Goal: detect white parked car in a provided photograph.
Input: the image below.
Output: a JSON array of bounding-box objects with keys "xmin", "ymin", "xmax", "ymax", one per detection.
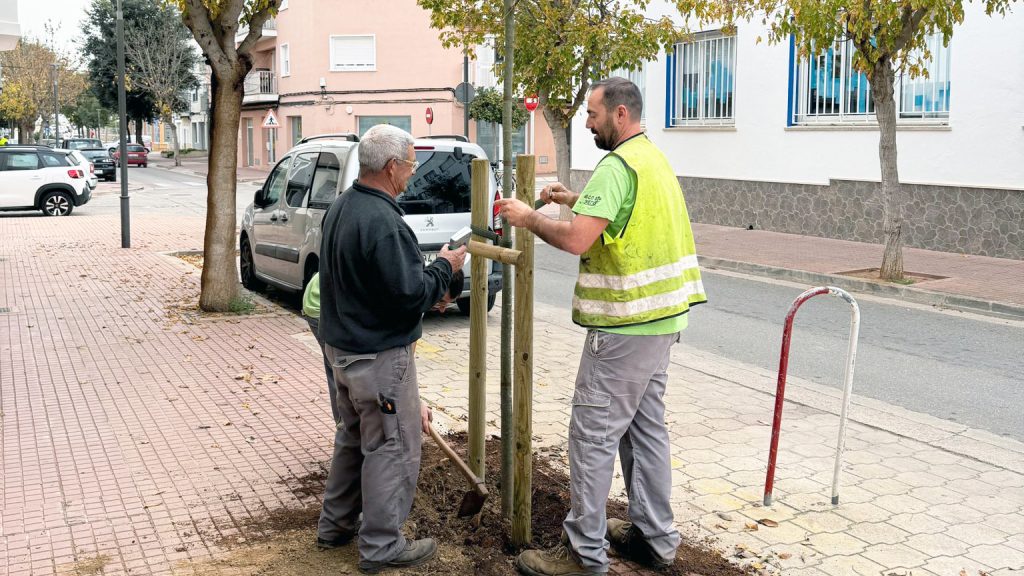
[
  {"xmin": 0, "ymin": 146, "xmax": 92, "ymax": 216},
  {"xmin": 239, "ymin": 134, "xmax": 504, "ymax": 313},
  {"xmin": 66, "ymin": 149, "xmax": 99, "ymax": 190}
]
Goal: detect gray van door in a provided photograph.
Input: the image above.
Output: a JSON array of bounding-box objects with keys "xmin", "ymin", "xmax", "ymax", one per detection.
[
  {"xmin": 275, "ymin": 150, "xmax": 318, "ymax": 287},
  {"xmin": 251, "ymin": 156, "xmax": 291, "ymax": 280}
]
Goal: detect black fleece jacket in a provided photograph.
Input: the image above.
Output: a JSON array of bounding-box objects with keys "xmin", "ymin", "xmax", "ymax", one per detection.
[{"xmin": 319, "ymin": 181, "xmax": 453, "ymax": 353}]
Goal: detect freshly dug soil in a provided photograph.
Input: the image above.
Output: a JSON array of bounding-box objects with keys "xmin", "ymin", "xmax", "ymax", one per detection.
[
  {"xmin": 178, "ymin": 433, "xmax": 752, "ymax": 576},
  {"xmin": 410, "ymin": 433, "xmax": 753, "ymax": 576}
]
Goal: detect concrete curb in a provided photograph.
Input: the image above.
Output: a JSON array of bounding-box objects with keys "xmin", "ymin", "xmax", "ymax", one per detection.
[{"xmin": 699, "ymin": 255, "xmax": 1024, "ymax": 321}]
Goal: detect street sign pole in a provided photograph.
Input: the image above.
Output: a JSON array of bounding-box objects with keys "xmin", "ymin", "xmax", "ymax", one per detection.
[{"xmin": 116, "ymin": 0, "xmax": 130, "ymax": 248}]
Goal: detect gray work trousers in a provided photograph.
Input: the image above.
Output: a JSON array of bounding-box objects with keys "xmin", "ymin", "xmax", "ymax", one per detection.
[
  {"xmin": 563, "ymin": 330, "xmax": 682, "ymax": 572},
  {"xmin": 305, "ymin": 316, "xmax": 342, "ymax": 427},
  {"xmin": 318, "ymin": 343, "xmax": 422, "ymax": 564}
]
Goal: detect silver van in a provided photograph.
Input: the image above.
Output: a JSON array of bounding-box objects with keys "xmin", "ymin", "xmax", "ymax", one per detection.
[{"xmin": 239, "ymin": 134, "xmax": 503, "ymax": 313}]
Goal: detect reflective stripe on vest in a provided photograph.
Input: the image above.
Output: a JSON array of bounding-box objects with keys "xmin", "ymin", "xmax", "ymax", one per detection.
[
  {"xmin": 573, "ymin": 277, "xmax": 707, "ymax": 318},
  {"xmin": 577, "ymin": 254, "xmax": 700, "ymax": 291}
]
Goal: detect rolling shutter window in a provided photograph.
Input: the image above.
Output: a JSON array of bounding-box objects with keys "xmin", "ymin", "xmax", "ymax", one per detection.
[{"xmin": 330, "ymin": 35, "xmax": 375, "ymax": 72}]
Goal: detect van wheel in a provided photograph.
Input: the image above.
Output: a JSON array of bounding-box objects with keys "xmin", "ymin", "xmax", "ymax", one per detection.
[
  {"xmin": 40, "ymin": 191, "xmax": 74, "ymax": 216},
  {"xmin": 240, "ymin": 236, "xmax": 264, "ymax": 290},
  {"xmin": 456, "ymin": 293, "xmax": 497, "ymax": 315}
]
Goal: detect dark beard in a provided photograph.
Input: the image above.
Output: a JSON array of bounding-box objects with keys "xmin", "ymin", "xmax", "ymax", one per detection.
[{"xmin": 593, "ymin": 123, "xmax": 618, "ymax": 151}]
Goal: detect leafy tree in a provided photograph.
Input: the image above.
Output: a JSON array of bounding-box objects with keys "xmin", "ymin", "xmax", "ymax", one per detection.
[
  {"xmin": 64, "ymin": 89, "xmax": 114, "ymax": 138},
  {"xmin": 82, "ymin": 0, "xmax": 161, "ymax": 143},
  {"xmin": 419, "ymin": 0, "xmax": 678, "ymax": 194},
  {"xmin": 675, "ymin": 0, "xmax": 1018, "ymax": 281},
  {"xmin": 468, "ymin": 86, "xmax": 529, "ymax": 129},
  {"xmin": 0, "ymin": 40, "xmax": 85, "ymax": 143},
  {"xmin": 124, "ymin": 4, "xmax": 200, "ymax": 166},
  {"xmin": 174, "ymin": 0, "xmax": 280, "ymax": 312}
]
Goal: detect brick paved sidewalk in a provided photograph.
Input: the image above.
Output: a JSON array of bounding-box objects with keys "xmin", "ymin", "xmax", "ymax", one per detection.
[{"xmin": 3, "ymin": 204, "xmax": 1021, "ymax": 575}]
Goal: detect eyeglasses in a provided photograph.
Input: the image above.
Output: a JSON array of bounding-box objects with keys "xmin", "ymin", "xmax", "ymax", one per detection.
[{"xmin": 394, "ymin": 158, "xmax": 419, "ymax": 172}]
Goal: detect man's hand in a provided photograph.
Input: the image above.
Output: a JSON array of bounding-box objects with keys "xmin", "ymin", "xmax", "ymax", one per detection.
[
  {"xmin": 437, "ymin": 243, "xmax": 467, "ymax": 273},
  {"xmin": 420, "ymin": 401, "xmax": 433, "ymax": 435},
  {"xmin": 494, "ymin": 198, "xmax": 535, "ymax": 228},
  {"xmin": 540, "ymin": 182, "xmax": 577, "ymax": 207}
]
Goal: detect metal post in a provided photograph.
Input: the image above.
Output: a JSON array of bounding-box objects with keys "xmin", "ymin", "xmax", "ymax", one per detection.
[
  {"xmin": 463, "ymin": 54, "xmax": 470, "ymax": 138},
  {"xmin": 763, "ymin": 286, "xmax": 860, "ymax": 507},
  {"xmin": 831, "ymin": 291, "xmax": 861, "ymax": 504},
  {"xmin": 116, "ymin": 0, "xmax": 131, "ymax": 248},
  {"xmin": 51, "ymin": 65, "xmax": 59, "ymax": 145}
]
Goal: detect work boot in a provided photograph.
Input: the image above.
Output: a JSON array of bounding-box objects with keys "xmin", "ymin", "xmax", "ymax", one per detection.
[
  {"xmin": 515, "ymin": 543, "xmax": 597, "ymax": 576},
  {"xmin": 315, "ymin": 529, "xmax": 355, "ymax": 550},
  {"xmin": 606, "ymin": 518, "xmax": 672, "ymax": 568},
  {"xmin": 358, "ymin": 537, "xmax": 437, "ymax": 574}
]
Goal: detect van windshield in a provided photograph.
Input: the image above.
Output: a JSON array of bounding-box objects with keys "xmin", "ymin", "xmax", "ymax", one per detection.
[{"xmin": 398, "ymin": 150, "xmax": 475, "ymax": 215}]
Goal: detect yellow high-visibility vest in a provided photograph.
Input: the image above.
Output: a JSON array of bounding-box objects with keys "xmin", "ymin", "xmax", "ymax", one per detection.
[{"xmin": 572, "ymin": 135, "xmax": 707, "ymax": 328}]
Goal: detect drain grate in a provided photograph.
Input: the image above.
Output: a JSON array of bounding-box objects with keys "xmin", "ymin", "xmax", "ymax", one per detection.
[{"xmin": 0, "ymin": 308, "xmax": 10, "ymax": 313}]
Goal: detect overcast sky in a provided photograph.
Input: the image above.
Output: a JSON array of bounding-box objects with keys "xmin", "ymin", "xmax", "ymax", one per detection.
[{"xmin": 18, "ymin": 0, "xmax": 90, "ymax": 56}]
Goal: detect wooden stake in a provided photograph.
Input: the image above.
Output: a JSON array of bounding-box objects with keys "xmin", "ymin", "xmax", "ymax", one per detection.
[
  {"xmin": 466, "ymin": 240, "xmax": 522, "ymax": 266},
  {"xmin": 468, "ymin": 158, "xmax": 489, "ymax": 479},
  {"xmin": 511, "ymin": 155, "xmax": 535, "ymax": 546}
]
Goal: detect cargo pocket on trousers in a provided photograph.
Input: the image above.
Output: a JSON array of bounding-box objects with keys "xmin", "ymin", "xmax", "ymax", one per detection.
[
  {"xmin": 569, "ymin": 388, "xmax": 611, "ymax": 444},
  {"xmin": 360, "ymin": 394, "xmax": 403, "ymax": 454}
]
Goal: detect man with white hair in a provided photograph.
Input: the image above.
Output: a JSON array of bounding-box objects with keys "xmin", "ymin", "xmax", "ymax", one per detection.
[{"xmin": 316, "ymin": 124, "xmax": 467, "ymax": 573}]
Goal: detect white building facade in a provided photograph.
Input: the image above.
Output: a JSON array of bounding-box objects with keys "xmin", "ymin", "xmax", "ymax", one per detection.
[{"xmin": 570, "ymin": 3, "xmax": 1024, "ymax": 259}]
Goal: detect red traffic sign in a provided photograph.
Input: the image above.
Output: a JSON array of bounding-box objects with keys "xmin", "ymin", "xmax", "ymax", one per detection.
[
  {"xmin": 524, "ymin": 94, "xmax": 539, "ymax": 112},
  {"xmin": 425, "ymin": 107, "xmax": 434, "ymax": 125}
]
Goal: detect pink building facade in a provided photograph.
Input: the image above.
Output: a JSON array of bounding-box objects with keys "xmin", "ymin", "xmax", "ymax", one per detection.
[{"xmin": 237, "ymin": 0, "xmax": 558, "ymax": 174}]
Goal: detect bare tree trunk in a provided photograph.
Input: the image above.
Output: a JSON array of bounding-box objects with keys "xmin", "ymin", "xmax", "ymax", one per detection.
[
  {"xmin": 19, "ymin": 120, "xmax": 35, "ymax": 144},
  {"xmin": 134, "ymin": 118, "xmax": 144, "ymax": 146},
  {"xmin": 167, "ymin": 113, "xmax": 182, "ymax": 167},
  {"xmin": 543, "ymin": 107, "xmax": 574, "ymax": 221},
  {"xmin": 198, "ymin": 72, "xmax": 243, "ymax": 311},
  {"xmin": 871, "ymin": 59, "xmax": 904, "ymax": 281}
]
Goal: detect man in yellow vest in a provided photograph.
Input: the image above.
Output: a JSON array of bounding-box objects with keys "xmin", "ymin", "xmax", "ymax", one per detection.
[{"xmin": 497, "ymin": 77, "xmax": 707, "ymax": 576}]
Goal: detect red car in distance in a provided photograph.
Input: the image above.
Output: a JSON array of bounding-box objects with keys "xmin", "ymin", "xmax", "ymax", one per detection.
[{"xmin": 112, "ymin": 143, "xmax": 149, "ymax": 168}]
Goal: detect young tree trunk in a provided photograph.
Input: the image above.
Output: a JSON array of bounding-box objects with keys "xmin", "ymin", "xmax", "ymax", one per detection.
[
  {"xmin": 198, "ymin": 72, "xmax": 244, "ymax": 312},
  {"xmin": 543, "ymin": 106, "xmax": 574, "ymax": 221},
  {"xmin": 134, "ymin": 117, "xmax": 143, "ymax": 145},
  {"xmin": 871, "ymin": 59, "xmax": 904, "ymax": 281},
  {"xmin": 167, "ymin": 113, "xmax": 182, "ymax": 167}
]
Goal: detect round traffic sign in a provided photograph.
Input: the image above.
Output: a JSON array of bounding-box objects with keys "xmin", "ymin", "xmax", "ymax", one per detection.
[{"xmin": 426, "ymin": 107, "xmax": 434, "ymax": 125}]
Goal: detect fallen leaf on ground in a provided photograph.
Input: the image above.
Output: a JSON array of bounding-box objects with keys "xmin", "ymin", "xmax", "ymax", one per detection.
[
  {"xmin": 758, "ymin": 518, "xmax": 779, "ymax": 527},
  {"xmin": 778, "ymin": 552, "xmax": 792, "ymax": 559},
  {"xmin": 744, "ymin": 522, "xmax": 759, "ymax": 531}
]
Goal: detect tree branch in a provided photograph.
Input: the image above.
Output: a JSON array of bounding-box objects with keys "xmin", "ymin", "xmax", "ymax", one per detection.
[
  {"xmin": 182, "ymin": 0, "xmax": 231, "ymax": 74},
  {"xmin": 237, "ymin": 3, "xmax": 278, "ymax": 58},
  {"xmin": 894, "ymin": 6, "xmax": 930, "ymax": 52}
]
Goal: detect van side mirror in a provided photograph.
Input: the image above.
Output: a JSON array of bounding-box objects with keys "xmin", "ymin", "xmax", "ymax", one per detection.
[{"xmin": 253, "ymin": 187, "xmax": 265, "ymax": 207}]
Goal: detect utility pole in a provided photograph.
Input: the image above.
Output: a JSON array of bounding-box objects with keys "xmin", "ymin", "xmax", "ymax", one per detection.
[
  {"xmin": 51, "ymin": 64, "xmax": 59, "ymax": 145},
  {"xmin": 116, "ymin": 0, "xmax": 131, "ymax": 247}
]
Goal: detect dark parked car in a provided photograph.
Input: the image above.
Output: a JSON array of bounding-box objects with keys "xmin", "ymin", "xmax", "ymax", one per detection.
[
  {"xmin": 112, "ymin": 143, "xmax": 148, "ymax": 168},
  {"xmin": 61, "ymin": 138, "xmax": 103, "ymax": 151},
  {"xmin": 79, "ymin": 148, "xmax": 116, "ymax": 182}
]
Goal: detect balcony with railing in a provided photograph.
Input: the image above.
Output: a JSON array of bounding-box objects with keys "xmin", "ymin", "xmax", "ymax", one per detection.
[
  {"xmin": 243, "ymin": 70, "xmax": 278, "ymax": 105},
  {"xmin": 235, "ymin": 17, "xmax": 277, "ymax": 45}
]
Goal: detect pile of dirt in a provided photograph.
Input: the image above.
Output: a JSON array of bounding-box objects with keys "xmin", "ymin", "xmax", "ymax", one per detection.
[
  {"xmin": 408, "ymin": 432, "xmax": 752, "ymax": 576},
  {"xmin": 181, "ymin": 433, "xmax": 753, "ymax": 576}
]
